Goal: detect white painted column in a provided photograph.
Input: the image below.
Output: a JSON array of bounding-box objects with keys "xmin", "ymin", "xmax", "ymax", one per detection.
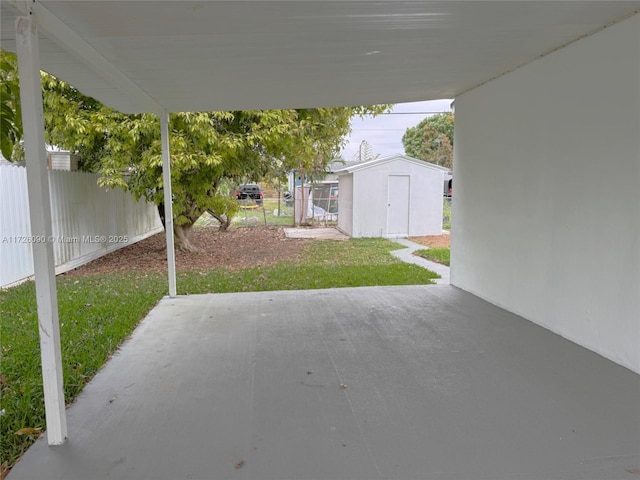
[
  {"xmin": 160, "ymin": 111, "xmax": 177, "ymax": 297},
  {"xmin": 15, "ymin": 15, "xmax": 67, "ymax": 445}
]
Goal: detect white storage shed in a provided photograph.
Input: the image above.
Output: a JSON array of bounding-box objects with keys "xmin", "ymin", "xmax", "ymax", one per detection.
[{"xmin": 337, "ymin": 155, "xmax": 445, "ymax": 238}]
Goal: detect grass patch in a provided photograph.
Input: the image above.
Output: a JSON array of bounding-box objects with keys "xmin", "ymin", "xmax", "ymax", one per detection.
[
  {"xmin": 178, "ymin": 239, "xmax": 439, "ymax": 294},
  {"xmin": 414, "ymin": 247, "xmax": 450, "ymax": 266},
  {"xmin": 194, "ymin": 200, "xmax": 295, "ymax": 228},
  {"xmin": 232, "ymin": 199, "xmax": 295, "ymax": 227},
  {"xmin": 443, "ymin": 198, "xmax": 452, "ymax": 231},
  {"xmin": 0, "ymin": 273, "xmax": 167, "ymax": 470},
  {"xmin": 0, "ymin": 237, "xmax": 438, "ymax": 470}
]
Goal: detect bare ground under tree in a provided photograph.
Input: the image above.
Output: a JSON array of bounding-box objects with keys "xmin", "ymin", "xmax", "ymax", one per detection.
[
  {"xmin": 63, "ymin": 226, "xmax": 309, "ymax": 277},
  {"xmin": 62, "ymin": 227, "xmax": 451, "ymax": 278}
]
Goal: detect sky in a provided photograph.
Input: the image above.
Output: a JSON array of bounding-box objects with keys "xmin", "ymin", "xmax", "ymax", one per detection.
[{"xmin": 340, "ymin": 99, "xmax": 453, "ymax": 162}]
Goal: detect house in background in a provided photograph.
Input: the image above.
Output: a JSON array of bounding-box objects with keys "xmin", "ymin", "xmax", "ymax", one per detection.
[
  {"xmin": 337, "ymin": 155, "xmax": 445, "ymax": 238},
  {"xmin": 1, "ymin": 149, "xmax": 78, "ymax": 170},
  {"xmin": 46, "ymin": 150, "xmax": 78, "ymax": 171}
]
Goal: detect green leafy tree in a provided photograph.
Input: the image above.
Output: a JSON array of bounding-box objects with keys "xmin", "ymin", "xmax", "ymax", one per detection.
[
  {"xmin": 0, "ymin": 51, "xmax": 22, "ymax": 160},
  {"xmin": 402, "ymin": 112, "xmax": 454, "ymax": 169},
  {"xmin": 2, "ymin": 50, "xmax": 389, "ymax": 249}
]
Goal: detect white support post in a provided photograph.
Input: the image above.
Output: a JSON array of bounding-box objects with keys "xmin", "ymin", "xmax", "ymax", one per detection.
[
  {"xmin": 160, "ymin": 111, "xmax": 177, "ymax": 297},
  {"xmin": 15, "ymin": 15, "xmax": 67, "ymax": 445}
]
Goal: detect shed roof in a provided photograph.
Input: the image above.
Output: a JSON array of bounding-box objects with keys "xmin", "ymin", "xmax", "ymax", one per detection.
[
  {"xmin": 1, "ymin": 1, "xmax": 638, "ymax": 114},
  {"xmin": 335, "ymin": 154, "xmax": 449, "ymax": 174}
]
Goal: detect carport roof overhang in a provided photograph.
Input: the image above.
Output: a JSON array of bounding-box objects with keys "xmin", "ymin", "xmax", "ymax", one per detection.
[{"xmin": 2, "ymin": 0, "xmax": 638, "ymax": 114}]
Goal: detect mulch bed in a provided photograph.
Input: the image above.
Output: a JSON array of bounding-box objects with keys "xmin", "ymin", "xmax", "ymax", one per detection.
[{"xmin": 62, "ymin": 226, "xmax": 308, "ymax": 277}]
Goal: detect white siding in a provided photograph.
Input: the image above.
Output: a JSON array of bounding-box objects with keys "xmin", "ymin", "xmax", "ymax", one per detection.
[
  {"xmin": 47, "ymin": 152, "xmax": 78, "ymax": 171},
  {"xmin": 1, "ymin": 166, "xmax": 34, "ymax": 283},
  {"xmin": 352, "ymin": 166, "xmax": 387, "ymax": 237},
  {"xmin": 343, "ymin": 157, "xmax": 443, "ymax": 238},
  {"xmin": 1, "ymin": 167, "xmax": 163, "ymax": 287},
  {"xmin": 337, "ymin": 173, "xmax": 353, "ymax": 236},
  {"xmin": 452, "ymin": 15, "xmax": 640, "ymax": 373}
]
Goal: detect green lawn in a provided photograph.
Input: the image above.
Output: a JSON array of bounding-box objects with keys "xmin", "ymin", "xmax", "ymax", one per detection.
[
  {"xmin": 443, "ymin": 198, "xmax": 452, "ymax": 230},
  {"xmin": 193, "ymin": 199, "xmax": 295, "ymax": 228},
  {"xmin": 414, "ymin": 247, "xmax": 450, "ymax": 266},
  {"xmin": 0, "ymin": 273, "xmax": 168, "ymax": 472},
  {"xmin": 0, "ymin": 237, "xmax": 438, "ymax": 470},
  {"xmin": 198, "ymin": 199, "xmax": 337, "ymax": 228},
  {"xmin": 232, "ymin": 199, "xmax": 295, "ymax": 227}
]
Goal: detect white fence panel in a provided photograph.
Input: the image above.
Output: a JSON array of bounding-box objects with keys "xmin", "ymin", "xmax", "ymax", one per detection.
[
  {"xmin": 1, "ymin": 166, "xmax": 163, "ymax": 287},
  {"xmin": 1, "ymin": 165, "xmax": 34, "ymax": 285}
]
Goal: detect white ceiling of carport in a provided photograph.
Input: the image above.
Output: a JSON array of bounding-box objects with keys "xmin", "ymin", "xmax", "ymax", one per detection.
[{"xmin": 1, "ymin": 1, "xmax": 638, "ymax": 114}]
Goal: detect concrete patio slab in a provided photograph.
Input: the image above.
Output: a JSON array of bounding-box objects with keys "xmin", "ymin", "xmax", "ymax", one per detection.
[
  {"xmin": 8, "ymin": 286, "xmax": 639, "ymax": 480},
  {"xmin": 283, "ymin": 227, "xmax": 349, "ymax": 240}
]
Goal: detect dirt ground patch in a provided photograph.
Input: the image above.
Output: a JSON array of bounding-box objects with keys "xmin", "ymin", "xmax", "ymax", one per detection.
[
  {"xmin": 408, "ymin": 234, "xmax": 451, "ymax": 248},
  {"xmin": 62, "ymin": 228, "xmax": 450, "ymax": 278},
  {"xmin": 63, "ymin": 226, "xmax": 309, "ymax": 277}
]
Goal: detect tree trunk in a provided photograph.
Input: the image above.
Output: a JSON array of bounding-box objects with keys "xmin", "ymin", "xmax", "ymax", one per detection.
[
  {"xmin": 174, "ymin": 222, "xmax": 201, "ymax": 253},
  {"xmin": 207, "ymin": 209, "xmax": 231, "ymax": 231}
]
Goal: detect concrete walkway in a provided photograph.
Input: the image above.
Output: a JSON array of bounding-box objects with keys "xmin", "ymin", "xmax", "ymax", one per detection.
[
  {"xmin": 8, "ymin": 286, "xmax": 639, "ymax": 480},
  {"xmin": 391, "ymin": 238, "xmax": 450, "ymax": 284}
]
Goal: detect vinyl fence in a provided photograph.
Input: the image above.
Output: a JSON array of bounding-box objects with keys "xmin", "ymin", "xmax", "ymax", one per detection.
[{"xmin": 0, "ymin": 166, "xmax": 163, "ymax": 287}]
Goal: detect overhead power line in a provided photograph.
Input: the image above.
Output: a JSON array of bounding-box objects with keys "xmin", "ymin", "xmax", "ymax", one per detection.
[
  {"xmin": 378, "ymin": 111, "xmax": 452, "ymax": 115},
  {"xmin": 351, "ymin": 128, "xmax": 408, "ymax": 131}
]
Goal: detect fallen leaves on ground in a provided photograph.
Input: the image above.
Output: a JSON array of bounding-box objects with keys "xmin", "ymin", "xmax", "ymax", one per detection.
[
  {"xmin": 63, "ymin": 226, "xmax": 308, "ymax": 277},
  {"xmin": 15, "ymin": 427, "xmax": 42, "ymax": 436}
]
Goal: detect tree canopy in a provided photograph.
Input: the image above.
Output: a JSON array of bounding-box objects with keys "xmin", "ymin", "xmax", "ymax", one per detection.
[
  {"xmin": 401, "ymin": 112, "xmax": 454, "ymax": 169},
  {"xmin": 0, "ymin": 51, "xmax": 22, "ymax": 160},
  {"xmin": 2, "ymin": 50, "xmax": 389, "ymax": 250}
]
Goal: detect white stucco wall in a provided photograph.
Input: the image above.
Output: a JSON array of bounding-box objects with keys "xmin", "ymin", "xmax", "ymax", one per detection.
[
  {"xmin": 451, "ymin": 15, "xmax": 640, "ymax": 373},
  {"xmin": 340, "ymin": 158, "xmax": 443, "ymax": 238},
  {"xmin": 337, "ymin": 173, "xmax": 354, "ymax": 236}
]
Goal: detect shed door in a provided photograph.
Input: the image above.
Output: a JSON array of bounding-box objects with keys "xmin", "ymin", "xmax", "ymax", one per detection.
[{"xmin": 387, "ymin": 175, "xmax": 410, "ymax": 236}]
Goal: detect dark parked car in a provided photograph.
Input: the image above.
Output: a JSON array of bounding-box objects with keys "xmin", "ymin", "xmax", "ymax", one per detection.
[{"xmin": 235, "ymin": 184, "xmax": 263, "ymax": 205}]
